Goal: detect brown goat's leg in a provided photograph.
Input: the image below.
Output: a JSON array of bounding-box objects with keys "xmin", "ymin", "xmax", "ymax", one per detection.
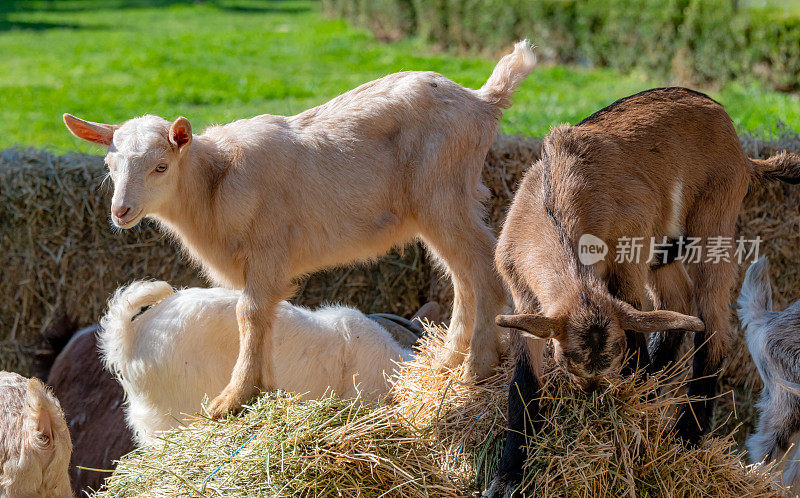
[
  {"xmin": 674, "ymin": 258, "xmax": 736, "ymax": 444},
  {"xmin": 207, "ymin": 279, "xmax": 287, "ymax": 419},
  {"xmin": 649, "ymin": 262, "xmax": 693, "ymax": 372},
  {"xmin": 676, "ymin": 222, "xmax": 738, "ymax": 443},
  {"xmin": 486, "ymin": 280, "xmax": 545, "ymax": 498},
  {"xmin": 422, "ymin": 221, "xmax": 506, "ymax": 379}
]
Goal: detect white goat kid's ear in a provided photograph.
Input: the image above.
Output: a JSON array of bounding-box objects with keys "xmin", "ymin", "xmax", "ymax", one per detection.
[
  {"xmin": 62, "ymin": 113, "xmax": 117, "ymax": 146},
  {"xmin": 169, "ymin": 116, "xmax": 192, "ymax": 151},
  {"xmin": 620, "ymin": 309, "xmax": 705, "ymax": 334},
  {"xmin": 495, "ymin": 313, "xmax": 565, "ymax": 339}
]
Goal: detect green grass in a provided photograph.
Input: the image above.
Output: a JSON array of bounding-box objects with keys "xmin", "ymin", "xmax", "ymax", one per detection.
[
  {"xmin": 744, "ymin": 0, "xmax": 800, "ymax": 18},
  {"xmin": 1, "ymin": 0, "xmax": 799, "ymax": 153}
]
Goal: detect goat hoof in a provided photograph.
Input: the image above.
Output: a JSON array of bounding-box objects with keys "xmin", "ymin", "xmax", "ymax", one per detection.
[
  {"xmin": 435, "ymin": 348, "xmax": 466, "ymax": 372},
  {"xmin": 483, "ymin": 476, "xmax": 522, "ymax": 498},
  {"xmin": 462, "ymin": 351, "xmax": 499, "ymax": 382},
  {"xmin": 207, "ymin": 387, "xmax": 255, "ymax": 420}
]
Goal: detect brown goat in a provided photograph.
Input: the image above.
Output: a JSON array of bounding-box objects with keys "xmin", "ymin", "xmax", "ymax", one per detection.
[
  {"xmin": 63, "ymin": 41, "xmax": 535, "ymax": 418},
  {"xmin": 485, "ymin": 87, "xmax": 800, "ymax": 497}
]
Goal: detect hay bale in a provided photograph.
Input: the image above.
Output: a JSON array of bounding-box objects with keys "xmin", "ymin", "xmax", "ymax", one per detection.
[
  {"xmin": 0, "ymin": 129, "xmax": 797, "ymax": 390},
  {"xmin": 97, "ymin": 328, "xmax": 784, "ymax": 496},
  {"xmin": 0, "ymin": 148, "xmax": 202, "ymax": 374},
  {"xmin": 96, "ymin": 392, "xmax": 461, "ymax": 496}
]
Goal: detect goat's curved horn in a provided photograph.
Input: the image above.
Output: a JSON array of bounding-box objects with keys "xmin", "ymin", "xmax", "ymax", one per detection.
[
  {"xmin": 495, "ymin": 314, "xmax": 565, "ymax": 339},
  {"xmin": 620, "ymin": 309, "xmax": 705, "ymax": 334}
]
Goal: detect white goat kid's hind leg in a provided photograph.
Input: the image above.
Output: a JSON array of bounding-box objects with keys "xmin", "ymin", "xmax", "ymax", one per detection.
[
  {"xmin": 421, "ymin": 218, "xmax": 506, "ymax": 379},
  {"xmin": 207, "ymin": 276, "xmax": 288, "ymax": 418}
]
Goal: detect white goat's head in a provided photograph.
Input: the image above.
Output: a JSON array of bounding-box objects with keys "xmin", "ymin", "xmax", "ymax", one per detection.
[{"xmin": 63, "ymin": 113, "xmax": 192, "ymax": 228}]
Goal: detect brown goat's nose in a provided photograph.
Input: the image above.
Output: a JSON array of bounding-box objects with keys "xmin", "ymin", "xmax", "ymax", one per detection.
[{"xmin": 112, "ymin": 205, "xmax": 131, "ymax": 220}]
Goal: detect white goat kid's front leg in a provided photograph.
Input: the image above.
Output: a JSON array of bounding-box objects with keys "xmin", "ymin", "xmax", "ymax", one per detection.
[
  {"xmin": 423, "ymin": 220, "xmax": 506, "ymax": 379},
  {"xmin": 464, "ymin": 250, "xmax": 508, "ymax": 379},
  {"xmin": 207, "ymin": 283, "xmax": 282, "ymax": 418}
]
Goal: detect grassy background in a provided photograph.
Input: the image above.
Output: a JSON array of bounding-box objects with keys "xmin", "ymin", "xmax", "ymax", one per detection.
[{"xmin": 0, "ymin": 0, "xmax": 799, "ymax": 153}]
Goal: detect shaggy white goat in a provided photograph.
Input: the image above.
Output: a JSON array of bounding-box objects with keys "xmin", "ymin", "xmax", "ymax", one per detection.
[
  {"xmin": 99, "ymin": 281, "xmax": 418, "ymax": 446},
  {"xmin": 0, "ymin": 371, "xmax": 73, "ymax": 497},
  {"xmin": 738, "ymin": 257, "xmax": 800, "ymax": 492}
]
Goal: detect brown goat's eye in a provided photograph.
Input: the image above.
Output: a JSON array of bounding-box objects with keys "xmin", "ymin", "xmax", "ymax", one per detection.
[{"xmin": 154, "ymin": 163, "xmax": 168, "ymax": 173}]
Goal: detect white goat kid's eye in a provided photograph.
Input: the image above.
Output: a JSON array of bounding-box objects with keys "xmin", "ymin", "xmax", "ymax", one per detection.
[{"xmin": 154, "ymin": 163, "xmax": 168, "ymax": 173}]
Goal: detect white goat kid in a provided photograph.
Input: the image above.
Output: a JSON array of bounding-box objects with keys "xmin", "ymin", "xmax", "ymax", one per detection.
[
  {"xmin": 99, "ymin": 281, "xmax": 416, "ymax": 446},
  {"xmin": 0, "ymin": 372, "xmax": 72, "ymax": 498},
  {"xmin": 738, "ymin": 257, "xmax": 800, "ymax": 492},
  {"xmin": 64, "ymin": 41, "xmax": 535, "ymax": 418}
]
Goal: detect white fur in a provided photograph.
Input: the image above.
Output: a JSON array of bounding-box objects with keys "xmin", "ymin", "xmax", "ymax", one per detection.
[
  {"xmin": 99, "ymin": 281, "xmax": 413, "ymax": 446},
  {"xmin": 666, "ymin": 179, "xmax": 684, "ymax": 238}
]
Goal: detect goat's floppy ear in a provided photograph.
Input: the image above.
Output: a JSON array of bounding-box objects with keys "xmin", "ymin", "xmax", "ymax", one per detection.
[
  {"xmin": 63, "ymin": 113, "xmax": 117, "ymax": 146},
  {"xmin": 619, "ymin": 308, "xmax": 705, "ymax": 334},
  {"xmin": 496, "ymin": 314, "xmax": 566, "ymax": 339},
  {"xmin": 169, "ymin": 116, "xmax": 192, "ymax": 151}
]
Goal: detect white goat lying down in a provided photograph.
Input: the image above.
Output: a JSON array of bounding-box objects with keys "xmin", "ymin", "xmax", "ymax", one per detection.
[
  {"xmin": 99, "ymin": 281, "xmax": 421, "ymax": 446},
  {"xmin": 738, "ymin": 257, "xmax": 800, "ymax": 492},
  {"xmin": 0, "ymin": 371, "xmax": 73, "ymax": 498}
]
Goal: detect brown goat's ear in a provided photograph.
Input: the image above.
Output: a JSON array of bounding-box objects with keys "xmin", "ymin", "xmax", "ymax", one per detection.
[
  {"xmin": 63, "ymin": 113, "xmax": 117, "ymax": 146},
  {"xmin": 620, "ymin": 309, "xmax": 705, "ymax": 334},
  {"xmin": 495, "ymin": 314, "xmax": 566, "ymax": 339},
  {"xmin": 169, "ymin": 116, "xmax": 192, "ymax": 151}
]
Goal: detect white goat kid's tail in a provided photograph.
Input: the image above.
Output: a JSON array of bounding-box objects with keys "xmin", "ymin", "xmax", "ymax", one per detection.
[
  {"xmin": 737, "ymin": 257, "xmax": 773, "ymax": 330},
  {"xmin": 98, "ymin": 280, "xmax": 175, "ymax": 374},
  {"xmin": 479, "ymin": 39, "xmax": 536, "ymax": 109}
]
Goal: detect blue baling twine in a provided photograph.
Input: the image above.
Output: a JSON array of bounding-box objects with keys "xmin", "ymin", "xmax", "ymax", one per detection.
[
  {"xmin": 201, "ymin": 432, "xmax": 259, "ymax": 487},
  {"xmin": 114, "ymin": 475, "xmax": 140, "ymax": 498},
  {"xmin": 113, "ymin": 432, "xmax": 258, "ymax": 497},
  {"xmin": 454, "ymin": 402, "xmax": 491, "ymax": 467}
]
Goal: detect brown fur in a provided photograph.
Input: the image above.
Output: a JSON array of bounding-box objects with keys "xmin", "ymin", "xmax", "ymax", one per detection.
[
  {"xmin": 496, "ymin": 88, "xmax": 798, "ymax": 382},
  {"xmin": 64, "ymin": 42, "xmax": 536, "ymax": 418},
  {"xmin": 485, "ymin": 87, "xmax": 800, "ymax": 496},
  {"xmin": 496, "ymin": 86, "xmax": 800, "ymax": 412}
]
